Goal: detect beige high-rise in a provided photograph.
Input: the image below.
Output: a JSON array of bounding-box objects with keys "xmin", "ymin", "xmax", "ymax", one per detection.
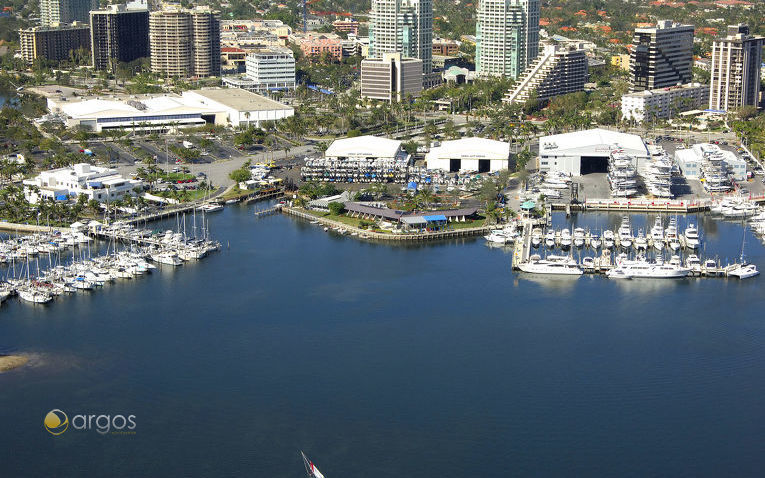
[{"xmin": 149, "ymin": 6, "xmax": 220, "ymax": 78}]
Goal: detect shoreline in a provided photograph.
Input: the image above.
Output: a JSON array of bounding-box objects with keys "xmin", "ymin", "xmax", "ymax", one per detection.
[{"xmin": 0, "ymin": 355, "xmax": 29, "ymax": 373}]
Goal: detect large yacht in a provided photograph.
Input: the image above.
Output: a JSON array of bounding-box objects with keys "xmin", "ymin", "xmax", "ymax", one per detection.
[
  {"xmin": 650, "ymin": 217, "xmax": 664, "ymax": 251},
  {"xmin": 607, "ymin": 257, "xmax": 690, "ymax": 279},
  {"xmin": 518, "ymin": 255, "xmax": 583, "ymax": 275},
  {"xmin": 683, "ymin": 223, "xmax": 700, "ymax": 249}
]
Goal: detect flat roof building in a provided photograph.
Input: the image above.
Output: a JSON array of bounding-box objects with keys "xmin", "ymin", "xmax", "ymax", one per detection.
[
  {"xmin": 183, "ymin": 88, "xmax": 294, "ymax": 128},
  {"xmin": 426, "ymin": 137, "xmax": 510, "ymax": 172},
  {"xmin": 45, "ymin": 88, "xmax": 293, "ymax": 132},
  {"xmin": 226, "ymin": 48, "xmax": 296, "ymax": 94},
  {"xmin": 361, "ymin": 52, "xmax": 423, "ymax": 102},
  {"xmin": 539, "ymin": 128, "xmax": 649, "ymax": 175},
  {"xmin": 23, "ymin": 163, "xmax": 142, "ymax": 203},
  {"xmin": 621, "ymin": 83, "xmax": 710, "ymax": 123}
]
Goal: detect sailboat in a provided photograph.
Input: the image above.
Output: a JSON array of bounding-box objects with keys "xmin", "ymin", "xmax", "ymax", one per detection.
[
  {"xmin": 728, "ymin": 227, "xmax": 759, "ymax": 279},
  {"xmin": 301, "ymin": 451, "xmax": 325, "ymax": 478}
]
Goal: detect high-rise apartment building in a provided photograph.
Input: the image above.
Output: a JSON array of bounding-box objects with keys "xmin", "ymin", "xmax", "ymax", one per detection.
[
  {"xmin": 19, "ymin": 23, "xmax": 90, "ymax": 64},
  {"xmin": 709, "ymin": 24, "xmax": 764, "ymax": 111},
  {"xmin": 90, "ymin": 3, "xmax": 150, "ymax": 71},
  {"xmin": 40, "ymin": 0, "xmax": 98, "ymax": 26},
  {"xmin": 629, "ymin": 20, "xmax": 694, "ymax": 92},
  {"xmin": 369, "ymin": 0, "xmax": 432, "ymax": 75},
  {"xmin": 475, "ymin": 0, "xmax": 540, "ymax": 79},
  {"xmin": 503, "ymin": 44, "xmax": 588, "ymax": 105},
  {"xmin": 149, "ymin": 6, "xmax": 221, "ymax": 78}
]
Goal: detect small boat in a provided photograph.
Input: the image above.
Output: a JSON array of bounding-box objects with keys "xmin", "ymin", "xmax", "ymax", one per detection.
[
  {"xmin": 559, "ymin": 229, "xmax": 572, "ymax": 249},
  {"xmin": 590, "ymin": 234, "xmax": 602, "ymax": 249},
  {"xmin": 573, "ymin": 227, "xmax": 586, "ymax": 248},
  {"xmin": 683, "ymin": 223, "xmax": 700, "ymax": 249},
  {"xmin": 545, "ymin": 230, "xmax": 555, "ymax": 248}
]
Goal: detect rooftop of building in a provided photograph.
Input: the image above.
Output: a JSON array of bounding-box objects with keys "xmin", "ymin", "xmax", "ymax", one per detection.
[
  {"xmin": 426, "ymin": 137, "xmax": 510, "ymax": 160},
  {"xmin": 187, "ymin": 88, "xmax": 293, "ymax": 112},
  {"xmin": 540, "ymin": 128, "xmax": 648, "ymax": 155},
  {"xmin": 325, "ymin": 136, "xmax": 402, "ymax": 159},
  {"xmin": 622, "ymin": 82, "xmax": 708, "ymax": 97}
]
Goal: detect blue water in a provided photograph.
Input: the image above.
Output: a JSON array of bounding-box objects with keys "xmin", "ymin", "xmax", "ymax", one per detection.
[{"xmin": 2, "ymin": 207, "xmax": 765, "ymax": 477}]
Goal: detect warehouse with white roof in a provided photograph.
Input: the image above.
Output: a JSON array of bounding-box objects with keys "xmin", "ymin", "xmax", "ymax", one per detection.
[
  {"xmin": 425, "ymin": 137, "xmax": 510, "ymax": 173},
  {"xmin": 301, "ymin": 135, "xmax": 411, "ymax": 183},
  {"xmin": 539, "ymin": 128, "xmax": 649, "ymax": 175},
  {"xmin": 46, "ymin": 88, "xmax": 293, "ymax": 132},
  {"xmin": 324, "ymin": 135, "xmax": 407, "ymax": 162}
]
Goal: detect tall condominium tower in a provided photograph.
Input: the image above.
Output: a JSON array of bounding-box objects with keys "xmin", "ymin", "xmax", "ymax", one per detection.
[
  {"xmin": 629, "ymin": 20, "xmax": 694, "ymax": 92},
  {"xmin": 149, "ymin": 6, "xmax": 221, "ymax": 78},
  {"xmin": 90, "ymin": 3, "xmax": 150, "ymax": 71},
  {"xmin": 709, "ymin": 24, "xmax": 764, "ymax": 111},
  {"xmin": 475, "ymin": 0, "xmax": 540, "ymax": 79},
  {"xmin": 40, "ymin": 0, "xmax": 98, "ymax": 26},
  {"xmin": 369, "ymin": 0, "xmax": 432, "ymax": 75}
]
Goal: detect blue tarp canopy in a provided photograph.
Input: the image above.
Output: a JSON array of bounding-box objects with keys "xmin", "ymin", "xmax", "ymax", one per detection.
[
  {"xmin": 520, "ymin": 200, "xmax": 536, "ymax": 210},
  {"xmin": 407, "ymin": 181, "xmax": 418, "ymax": 190},
  {"xmin": 423, "ymin": 215, "xmax": 447, "ymax": 222},
  {"xmin": 307, "ymin": 84, "xmax": 334, "ymax": 95},
  {"xmin": 87, "ymin": 181, "xmax": 102, "ymax": 188},
  {"xmin": 55, "ymin": 195, "xmax": 68, "ymax": 201}
]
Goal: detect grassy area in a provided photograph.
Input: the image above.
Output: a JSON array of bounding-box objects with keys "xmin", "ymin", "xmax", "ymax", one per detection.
[
  {"xmin": 155, "ymin": 188, "xmax": 215, "ymax": 202},
  {"xmin": 220, "ymin": 187, "xmax": 256, "ymax": 201}
]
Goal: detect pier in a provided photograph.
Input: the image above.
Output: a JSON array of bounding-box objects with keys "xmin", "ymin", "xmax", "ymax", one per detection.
[{"xmin": 551, "ymin": 199, "xmax": 709, "ymax": 213}]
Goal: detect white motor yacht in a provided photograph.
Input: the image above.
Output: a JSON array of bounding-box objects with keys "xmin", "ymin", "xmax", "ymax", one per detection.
[
  {"xmin": 559, "ymin": 229, "xmax": 572, "ymax": 249},
  {"xmin": 518, "ymin": 254, "xmax": 583, "ymax": 275},
  {"xmin": 683, "ymin": 223, "xmax": 700, "ymax": 249},
  {"xmin": 545, "ymin": 230, "xmax": 555, "ymax": 248},
  {"xmin": 603, "ymin": 230, "xmax": 615, "ymax": 249},
  {"xmin": 573, "ymin": 228, "xmax": 586, "ymax": 248},
  {"xmin": 607, "ymin": 258, "xmax": 690, "ymax": 279}
]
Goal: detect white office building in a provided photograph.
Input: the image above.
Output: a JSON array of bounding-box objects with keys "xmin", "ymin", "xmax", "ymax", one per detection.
[
  {"xmin": 539, "ymin": 128, "xmax": 649, "ymax": 175},
  {"xmin": 425, "ymin": 137, "xmax": 510, "ymax": 172},
  {"xmin": 476, "ymin": 0, "xmax": 540, "ymax": 78},
  {"xmin": 226, "ymin": 49, "xmax": 296, "ymax": 94},
  {"xmin": 23, "ymin": 163, "xmax": 143, "ymax": 203},
  {"xmin": 621, "ymin": 83, "xmax": 710, "ymax": 123}
]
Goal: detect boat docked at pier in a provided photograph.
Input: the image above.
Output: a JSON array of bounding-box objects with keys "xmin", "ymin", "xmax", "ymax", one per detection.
[
  {"xmin": 607, "ymin": 256, "xmax": 690, "ymax": 279},
  {"xmin": 518, "ymin": 254, "xmax": 583, "ymax": 276}
]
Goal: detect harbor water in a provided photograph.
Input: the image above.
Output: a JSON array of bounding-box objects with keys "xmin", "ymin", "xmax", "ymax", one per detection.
[{"xmin": 2, "ymin": 205, "xmax": 765, "ymax": 477}]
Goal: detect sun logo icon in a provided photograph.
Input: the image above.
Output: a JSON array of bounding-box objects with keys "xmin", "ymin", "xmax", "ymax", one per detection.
[{"xmin": 44, "ymin": 409, "xmax": 69, "ymax": 435}]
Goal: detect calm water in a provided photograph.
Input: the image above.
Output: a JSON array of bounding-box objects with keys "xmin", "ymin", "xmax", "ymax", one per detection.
[{"xmin": 2, "ymin": 206, "xmax": 765, "ymax": 477}]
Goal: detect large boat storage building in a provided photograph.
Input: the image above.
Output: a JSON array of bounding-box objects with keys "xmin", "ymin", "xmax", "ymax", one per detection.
[
  {"xmin": 538, "ymin": 128, "xmax": 649, "ymax": 175},
  {"xmin": 301, "ymin": 135, "xmax": 411, "ymax": 183},
  {"xmin": 425, "ymin": 137, "xmax": 510, "ymax": 172}
]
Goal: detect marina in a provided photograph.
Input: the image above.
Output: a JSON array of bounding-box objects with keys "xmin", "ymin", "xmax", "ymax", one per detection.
[
  {"xmin": 0, "ymin": 218, "xmax": 220, "ymax": 306},
  {"xmin": 3, "ymin": 204, "xmax": 765, "ymax": 478}
]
